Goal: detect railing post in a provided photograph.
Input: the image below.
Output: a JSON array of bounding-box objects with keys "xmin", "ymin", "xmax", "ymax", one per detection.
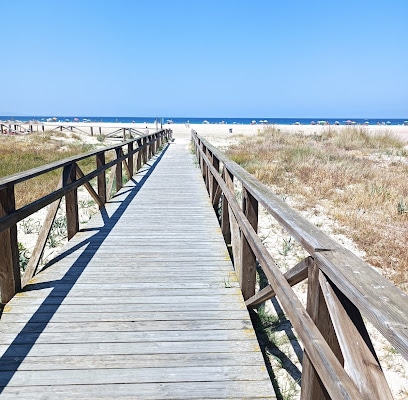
[
  {"xmin": 115, "ymin": 148, "xmax": 123, "ymax": 192},
  {"xmin": 143, "ymin": 137, "xmax": 149, "ymax": 163},
  {"xmin": 63, "ymin": 163, "xmax": 79, "ymax": 241},
  {"xmin": 221, "ymin": 169, "xmax": 232, "ymax": 246},
  {"xmin": 158, "ymin": 132, "xmax": 163, "ymax": 148},
  {"xmin": 128, "ymin": 142, "xmax": 134, "ymax": 177},
  {"xmin": 152, "ymin": 134, "xmax": 156, "ymax": 156},
  {"xmin": 153, "ymin": 133, "xmax": 158, "ymax": 154},
  {"xmin": 205, "ymin": 148, "xmax": 211, "ymax": 193},
  {"xmin": 96, "ymin": 152, "xmax": 106, "ymax": 207},
  {"xmin": 300, "ymin": 260, "xmax": 342, "ymax": 400},
  {"xmin": 211, "ymin": 154, "xmax": 220, "ymax": 204},
  {"xmin": 240, "ymin": 188, "xmax": 258, "ymax": 299},
  {"xmin": 0, "ymin": 185, "xmax": 20, "ymax": 304},
  {"xmin": 147, "ymin": 135, "xmax": 152, "ymax": 159},
  {"xmin": 136, "ymin": 138, "xmax": 143, "ymax": 171},
  {"xmin": 200, "ymin": 142, "xmax": 207, "ymax": 181}
]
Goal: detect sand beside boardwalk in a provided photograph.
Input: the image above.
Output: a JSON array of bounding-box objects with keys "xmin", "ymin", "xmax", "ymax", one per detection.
[
  {"xmin": 8, "ymin": 120, "xmax": 408, "ymax": 146},
  {"xmin": 176, "ymin": 122, "xmax": 408, "ymax": 145}
]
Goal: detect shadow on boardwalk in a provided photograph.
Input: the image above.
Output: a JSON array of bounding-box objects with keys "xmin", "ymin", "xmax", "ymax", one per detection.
[{"xmin": 0, "ymin": 146, "xmax": 169, "ymax": 391}]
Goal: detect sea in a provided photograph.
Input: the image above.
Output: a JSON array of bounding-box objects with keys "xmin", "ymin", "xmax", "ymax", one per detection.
[{"xmin": 1, "ymin": 116, "xmax": 407, "ymax": 126}]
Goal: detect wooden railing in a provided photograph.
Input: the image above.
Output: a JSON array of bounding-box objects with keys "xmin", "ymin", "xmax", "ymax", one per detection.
[
  {"xmin": 192, "ymin": 130, "xmax": 408, "ymax": 400},
  {"xmin": 1, "ymin": 122, "xmax": 163, "ymax": 138},
  {"xmin": 0, "ymin": 129, "xmax": 172, "ymax": 304}
]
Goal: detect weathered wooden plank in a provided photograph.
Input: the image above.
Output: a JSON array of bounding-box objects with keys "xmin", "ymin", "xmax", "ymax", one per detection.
[
  {"xmin": 0, "ymin": 185, "xmax": 20, "ymax": 303},
  {"xmin": 246, "ymin": 256, "xmax": 311, "ymax": 307},
  {"xmin": 301, "ymin": 260, "xmax": 341, "ymax": 400},
  {"xmin": 21, "ymin": 182, "xmax": 62, "ymax": 287},
  {"xmin": 2, "ymin": 302, "xmax": 247, "ymax": 315},
  {"xmin": 0, "ymin": 310, "xmax": 250, "ymax": 324},
  {"xmin": 115, "ymin": 148, "xmax": 123, "ymax": 192},
  {"xmin": 0, "ymin": 351, "xmax": 264, "ymax": 370},
  {"xmin": 0, "ymin": 340, "xmax": 264, "ymax": 358},
  {"xmin": 16, "ymin": 288, "xmax": 242, "ymax": 302},
  {"xmin": 240, "ymin": 187, "xmax": 258, "ymax": 299},
  {"xmin": 63, "ymin": 163, "xmax": 79, "ymax": 240},
  {"xmin": 0, "ymin": 319, "xmax": 253, "ymax": 335},
  {"xmin": 0, "ymin": 329, "xmax": 258, "ymax": 345},
  {"xmin": 96, "ymin": 151, "xmax": 107, "ymax": 205},
  {"xmin": 75, "ymin": 164, "xmax": 104, "ymax": 208},
  {"xmin": 0, "ymin": 381, "xmax": 275, "ymax": 399},
  {"xmin": 314, "ymin": 250, "xmax": 408, "ymax": 362},
  {"xmin": 23, "ymin": 282, "xmax": 240, "ymax": 291},
  {"xmin": 10, "ymin": 293, "xmax": 244, "ymax": 306},
  {"xmin": 0, "ymin": 365, "xmax": 270, "ymax": 386},
  {"xmin": 319, "ymin": 272, "xmax": 394, "ymax": 400}
]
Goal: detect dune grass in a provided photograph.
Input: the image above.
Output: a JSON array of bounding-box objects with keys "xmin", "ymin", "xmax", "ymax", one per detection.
[
  {"xmin": 0, "ymin": 131, "xmax": 99, "ymax": 208},
  {"xmin": 225, "ymin": 126, "xmax": 408, "ymax": 289}
]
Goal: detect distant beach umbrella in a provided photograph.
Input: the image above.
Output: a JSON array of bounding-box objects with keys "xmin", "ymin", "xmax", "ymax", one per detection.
[{"xmin": 74, "ymin": 118, "xmax": 79, "ymax": 122}]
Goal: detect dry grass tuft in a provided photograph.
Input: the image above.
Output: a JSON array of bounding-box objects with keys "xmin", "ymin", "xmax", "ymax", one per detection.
[
  {"xmin": 0, "ymin": 132, "xmax": 98, "ymax": 208},
  {"xmin": 226, "ymin": 126, "xmax": 408, "ymax": 289}
]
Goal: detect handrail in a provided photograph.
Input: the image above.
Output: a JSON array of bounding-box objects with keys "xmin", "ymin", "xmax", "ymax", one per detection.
[
  {"xmin": 0, "ymin": 136, "xmax": 153, "ymax": 189},
  {"xmin": 0, "ymin": 129, "xmax": 172, "ymax": 304},
  {"xmin": 192, "ymin": 130, "xmax": 407, "ymax": 400}
]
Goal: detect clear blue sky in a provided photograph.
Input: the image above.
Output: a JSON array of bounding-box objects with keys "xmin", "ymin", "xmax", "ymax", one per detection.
[{"xmin": 1, "ymin": 0, "xmax": 407, "ymax": 118}]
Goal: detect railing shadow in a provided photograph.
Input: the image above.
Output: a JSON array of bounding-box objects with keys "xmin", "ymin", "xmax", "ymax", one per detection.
[
  {"xmin": 248, "ymin": 263, "xmax": 303, "ymax": 397},
  {"xmin": 0, "ymin": 145, "xmax": 169, "ymax": 391}
]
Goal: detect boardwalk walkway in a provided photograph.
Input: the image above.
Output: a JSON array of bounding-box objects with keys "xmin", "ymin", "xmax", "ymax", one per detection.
[{"xmin": 0, "ymin": 135, "xmax": 275, "ymax": 399}]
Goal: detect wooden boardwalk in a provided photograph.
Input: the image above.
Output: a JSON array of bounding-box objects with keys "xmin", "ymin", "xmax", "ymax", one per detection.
[{"xmin": 0, "ymin": 137, "xmax": 275, "ymax": 399}]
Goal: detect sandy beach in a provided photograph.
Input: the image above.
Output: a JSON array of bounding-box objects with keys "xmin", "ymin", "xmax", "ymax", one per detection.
[
  {"xmin": 7, "ymin": 121, "xmax": 408, "ymax": 150},
  {"xmin": 174, "ymin": 122, "xmax": 408, "ymax": 144}
]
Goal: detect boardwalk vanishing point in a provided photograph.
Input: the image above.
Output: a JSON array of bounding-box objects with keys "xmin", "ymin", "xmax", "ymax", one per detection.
[{"xmin": 0, "ymin": 133, "xmax": 276, "ymax": 399}]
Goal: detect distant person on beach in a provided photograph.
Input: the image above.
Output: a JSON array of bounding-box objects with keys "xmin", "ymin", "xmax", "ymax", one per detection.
[{"xmin": 144, "ymin": 126, "xmax": 149, "ymax": 134}]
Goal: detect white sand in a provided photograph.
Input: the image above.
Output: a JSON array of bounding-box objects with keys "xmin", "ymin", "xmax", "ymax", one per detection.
[{"xmin": 11, "ymin": 120, "xmax": 408, "ymax": 144}]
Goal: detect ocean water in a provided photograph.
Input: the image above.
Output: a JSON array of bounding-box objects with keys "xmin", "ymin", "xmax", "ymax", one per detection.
[{"xmin": 1, "ymin": 115, "xmax": 407, "ymax": 126}]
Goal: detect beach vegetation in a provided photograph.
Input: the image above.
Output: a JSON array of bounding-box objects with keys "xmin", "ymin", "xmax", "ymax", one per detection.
[
  {"xmin": 18, "ymin": 242, "xmax": 30, "ymax": 272},
  {"xmin": 225, "ymin": 126, "xmax": 408, "ymax": 289},
  {"xmin": 0, "ymin": 131, "xmax": 100, "ymax": 208}
]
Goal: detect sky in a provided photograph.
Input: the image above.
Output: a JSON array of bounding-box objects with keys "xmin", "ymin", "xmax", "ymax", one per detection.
[{"xmin": 0, "ymin": 0, "xmax": 407, "ymax": 118}]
